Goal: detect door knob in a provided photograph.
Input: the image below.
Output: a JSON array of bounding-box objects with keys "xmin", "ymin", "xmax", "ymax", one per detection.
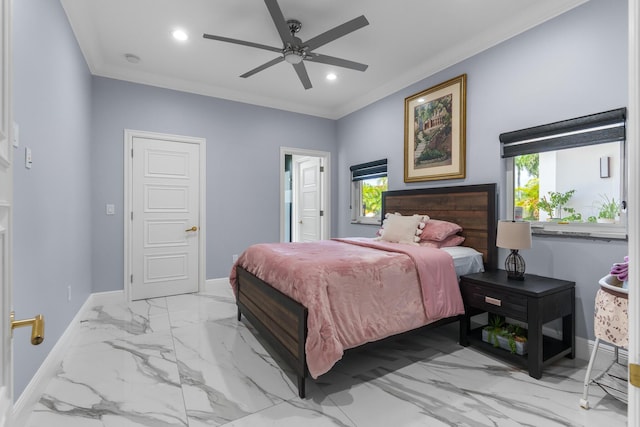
[
  {"xmin": 10, "ymin": 311, "xmax": 45, "ymax": 345},
  {"xmin": 185, "ymin": 226, "xmax": 198, "ymax": 232}
]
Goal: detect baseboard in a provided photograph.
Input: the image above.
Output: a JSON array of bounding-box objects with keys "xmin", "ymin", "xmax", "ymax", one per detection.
[
  {"xmin": 542, "ymin": 325, "xmax": 627, "ymax": 362},
  {"xmin": 205, "ymin": 277, "xmax": 230, "ymax": 291},
  {"xmin": 12, "ymin": 290, "xmax": 124, "ymax": 427}
]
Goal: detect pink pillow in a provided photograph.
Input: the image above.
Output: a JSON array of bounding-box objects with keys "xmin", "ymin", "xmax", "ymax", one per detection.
[
  {"xmin": 419, "ymin": 219, "xmax": 462, "ymax": 242},
  {"xmin": 419, "ymin": 235, "xmax": 465, "ymax": 248}
]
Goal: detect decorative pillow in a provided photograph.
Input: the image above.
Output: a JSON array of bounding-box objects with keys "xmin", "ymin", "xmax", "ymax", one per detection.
[
  {"xmin": 419, "ymin": 219, "xmax": 463, "ymax": 242},
  {"xmin": 376, "ymin": 213, "xmax": 428, "ymax": 245},
  {"xmin": 419, "ymin": 235, "xmax": 465, "ymax": 248}
]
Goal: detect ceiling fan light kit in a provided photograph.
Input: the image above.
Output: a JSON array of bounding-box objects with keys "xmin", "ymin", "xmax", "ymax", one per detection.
[
  {"xmin": 283, "ymin": 47, "xmax": 305, "ymax": 64},
  {"xmin": 202, "ymin": 0, "xmax": 369, "ymax": 89}
]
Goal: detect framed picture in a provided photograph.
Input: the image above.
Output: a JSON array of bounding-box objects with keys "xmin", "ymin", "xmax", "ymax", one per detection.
[{"xmin": 404, "ymin": 74, "xmax": 466, "ymax": 182}]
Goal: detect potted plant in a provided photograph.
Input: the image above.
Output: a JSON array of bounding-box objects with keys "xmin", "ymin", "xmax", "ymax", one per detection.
[
  {"xmin": 538, "ymin": 190, "xmax": 576, "ymax": 221},
  {"xmin": 482, "ymin": 314, "xmax": 528, "ymax": 355},
  {"xmin": 595, "ymin": 194, "xmax": 621, "ymax": 223}
]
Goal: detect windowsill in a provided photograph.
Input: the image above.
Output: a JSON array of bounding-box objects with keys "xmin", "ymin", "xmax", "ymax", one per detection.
[
  {"xmin": 351, "ymin": 218, "xmax": 381, "ymax": 226},
  {"xmin": 530, "ymin": 221, "xmax": 627, "ymax": 241}
]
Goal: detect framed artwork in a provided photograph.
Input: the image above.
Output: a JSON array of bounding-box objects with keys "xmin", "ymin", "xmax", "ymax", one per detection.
[{"xmin": 404, "ymin": 74, "xmax": 466, "ymax": 182}]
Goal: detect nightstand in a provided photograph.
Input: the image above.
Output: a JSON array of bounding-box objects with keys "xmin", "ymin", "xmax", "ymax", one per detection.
[{"xmin": 459, "ymin": 270, "xmax": 575, "ymax": 379}]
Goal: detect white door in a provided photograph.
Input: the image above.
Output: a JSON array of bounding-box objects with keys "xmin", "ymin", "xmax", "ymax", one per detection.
[
  {"xmin": 130, "ymin": 136, "xmax": 201, "ymax": 300},
  {"xmin": 295, "ymin": 156, "xmax": 321, "ymax": 242},
  {"xmin": 0, "ymin": 0, "xmax": 12, "ymax": 424},
  {"xmin": 280, "ymin": 147, "xmax": 330, "ymax": 243}
]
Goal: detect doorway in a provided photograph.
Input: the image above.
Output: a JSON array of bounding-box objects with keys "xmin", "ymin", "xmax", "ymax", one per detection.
[
  {"xmin": 280, "ymin": 147, "xmax": 330, "ymax": 242},
  {"xmin": 124, "ymin": 130, "xmax": 206, "ymax": 300}
]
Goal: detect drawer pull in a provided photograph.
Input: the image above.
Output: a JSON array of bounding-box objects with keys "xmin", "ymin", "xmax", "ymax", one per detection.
[{"xmin": 485, "ymin": 296, "xmax": 502, "ymax": 306}]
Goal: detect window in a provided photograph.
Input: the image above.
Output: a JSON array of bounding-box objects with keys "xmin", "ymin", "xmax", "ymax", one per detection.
[
  {"xmin": 501, "ymin": 108, "xmax": 627, "ymax": 240},
  {"xmin": 350, "ymin": 159, "xmax": 388, "ymax": 224}
]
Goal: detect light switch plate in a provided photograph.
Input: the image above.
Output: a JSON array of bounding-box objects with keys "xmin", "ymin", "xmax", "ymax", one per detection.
[
  {"xmin": 106, "ymin": 204, "xmax": 115, "ymax": 215},
  {"xmin": 25, "ymin": 147, "xmax": 32, "ymax": 169}
]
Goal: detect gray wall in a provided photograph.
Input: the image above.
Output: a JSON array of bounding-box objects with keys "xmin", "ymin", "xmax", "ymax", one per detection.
[
  {"xmin": 12, "ymin": 0, "xmax": 93, "ymax": 397},
  {"xmin": 90, "ymin": 77, "xmax": 338, "ymax": 291},
  {"xmin": 336, "ymin": 0, "xmax": 629, "ymax": 340}
]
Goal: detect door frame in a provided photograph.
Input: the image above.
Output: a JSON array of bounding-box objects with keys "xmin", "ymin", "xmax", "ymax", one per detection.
[
  {"xmin": 628, "ymin": 0, "xmax": 639, "ymax": 420},
  {"xmin": 124, "ymin": 129, "xmax": 206, "ymax": 301},
  {"xmin": 0, "ymin": 0, "xmax": 12, "ymax": 423},
  {"xmin": 280, "ymin": 147, "xmax": 330, "ymax": 242}
]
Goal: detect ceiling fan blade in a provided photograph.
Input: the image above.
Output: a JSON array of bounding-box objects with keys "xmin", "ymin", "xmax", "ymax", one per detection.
[
  {"xmin": 203, "ymin": 33, "xmax": 282, "ymax": 53},
  {"xmin": 307, "ymin": 53, "xmax": 368, "ymax": 72},
  {"xmin": 264, "ymin": 0, "xmax": 294, "ymax": 44},
  {"xmin": 293, "ymin": 62, "xmax": 312, "ymax": 90},
  {"xmin": 240, "ymin": 56, "xmax": 285, "ymax": 78},
  {"xmin": 304, "ymin": 15, "xmax": 369, "ymax": 51}
]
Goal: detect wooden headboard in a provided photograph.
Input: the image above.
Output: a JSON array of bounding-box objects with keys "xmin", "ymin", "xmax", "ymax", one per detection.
[{"xmin": 382, "ymin": 183, "xmax": 498, "ymax": 270}]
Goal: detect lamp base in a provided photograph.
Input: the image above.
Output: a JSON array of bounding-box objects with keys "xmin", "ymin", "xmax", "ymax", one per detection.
[{"xmin": 505, "ymin": 249, "xmax": 526, "ymax": 281}]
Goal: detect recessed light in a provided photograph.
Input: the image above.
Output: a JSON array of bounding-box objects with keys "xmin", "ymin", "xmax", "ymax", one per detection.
[
  {"xmin": 326, "ymin": 73, "xmax": 337, "ymax": 81},
  {"xmin": 172, "ymin": 29, "xmax": 188, "ymax": 41},
  {"xmin": 124, "ymin": 53, "xmax": 140, "ymax": 64}
]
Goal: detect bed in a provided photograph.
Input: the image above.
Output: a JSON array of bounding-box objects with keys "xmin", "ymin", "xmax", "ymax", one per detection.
[{"xmin": 230, "ymin": 183, "xmax": 497, "ymax": 398}]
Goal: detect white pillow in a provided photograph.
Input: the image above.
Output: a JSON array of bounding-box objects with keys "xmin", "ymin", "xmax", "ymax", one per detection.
[{"xmin": 377, "ymin": 213, "xmax": 428, "ymax": 245}]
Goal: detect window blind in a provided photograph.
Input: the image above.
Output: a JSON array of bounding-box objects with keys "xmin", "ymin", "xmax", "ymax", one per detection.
[
  {"xmin": 350, "ymin": 158, "xmax": 387, "ymax": 181},
  {"xmin": 499, "ymin": 108, "xmax": 626, "ymax": 158}
]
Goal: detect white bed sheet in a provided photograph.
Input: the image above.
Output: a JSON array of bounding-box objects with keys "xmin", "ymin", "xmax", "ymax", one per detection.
[{"xmin": 441, "ymin": 246, "xmax": 485, "ymax": 277}]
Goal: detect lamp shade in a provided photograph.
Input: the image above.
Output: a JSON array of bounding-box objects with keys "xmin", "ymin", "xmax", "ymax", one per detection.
[{"xmin": 496, "ymin": 220, "xmax": 532, "ymax": 250}]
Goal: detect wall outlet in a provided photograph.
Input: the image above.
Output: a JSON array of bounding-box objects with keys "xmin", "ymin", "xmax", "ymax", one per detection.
[
  {"xmin": 67, "ymin": 285, "xmax": 71, "ymax": 302},
  {"xmin": 232, "ymin": 254, "xmax": 238, "ymax": 263}
]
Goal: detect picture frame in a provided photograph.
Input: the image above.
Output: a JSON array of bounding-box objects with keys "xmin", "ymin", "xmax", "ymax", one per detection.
[{"xmin": 404, "ymin": 74, "xmax": 466, "ymax": 182}]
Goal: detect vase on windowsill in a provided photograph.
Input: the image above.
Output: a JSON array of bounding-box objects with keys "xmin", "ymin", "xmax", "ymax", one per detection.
[{"xmin": 596, "ymin": 218, "xmax": 616, "ymax": 224}]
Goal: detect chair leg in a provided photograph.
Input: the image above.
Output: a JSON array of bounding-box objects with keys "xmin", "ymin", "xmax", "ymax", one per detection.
[{"xmin": 580, "ymin": 338, "xmax": 601, "ymax": 409}]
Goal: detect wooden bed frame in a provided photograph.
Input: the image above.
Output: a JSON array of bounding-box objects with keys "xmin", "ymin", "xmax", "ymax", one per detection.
[{"xmin": 235, "ymin": 183, "xmax": 497, "ymax": 398}]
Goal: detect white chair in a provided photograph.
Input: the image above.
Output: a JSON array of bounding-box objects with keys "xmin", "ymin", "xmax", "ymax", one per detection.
[{"xmin": 579, "ymin": 275, "xmax": 628, "ymax": 409}]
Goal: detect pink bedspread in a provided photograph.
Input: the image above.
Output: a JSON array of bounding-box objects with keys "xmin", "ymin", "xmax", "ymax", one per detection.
[{"xmin": 229, "ymin": 238, "xmax": 463, "ymax": 379}]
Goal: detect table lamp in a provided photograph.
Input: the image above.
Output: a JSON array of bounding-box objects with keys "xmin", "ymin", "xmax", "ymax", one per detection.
[{"xmin": 496, "ymin": 220, "xmax": 532, "ymax": 280}]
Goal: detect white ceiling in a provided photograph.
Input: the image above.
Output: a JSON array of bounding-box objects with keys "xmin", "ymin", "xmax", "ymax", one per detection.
[{"xmin": 60, "ymin": 0, "xmax": 587, "ymax": 119}]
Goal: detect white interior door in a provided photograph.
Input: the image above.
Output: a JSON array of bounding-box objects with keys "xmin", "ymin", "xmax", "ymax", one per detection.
[
  {"xmin": 0, "ymin": 0, "xmax": 12, "ymax": 424},
  {"xmin": 130, "ymin": 135, "xmax": 201, "ymax": 300},
  {"xmin": 294, "ymin": 156, "xmax": 321, "ymax": 242}
]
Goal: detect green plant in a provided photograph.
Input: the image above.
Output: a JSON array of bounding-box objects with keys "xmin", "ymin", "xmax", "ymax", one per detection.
[
  {"xmin": 361, "ymin": 177, "xmax": 388, "ymax": 217},
  {"xmin": 538, "ymin": 190, "xmax": 576, "ymax": 219},
  {"xmin": 595, "ymin": 194, "xmax": 621, "ymax": 220},
  {"xmin": 483, "ymin": 315, "xmax": 528, "ymax": 354},
  {"xmin": 485, "ymin": 315, "xmax": 505, "ymax": 347},
  {"xmin": 515, "ymin": 177, "xmax": 540, "ymax": 220}
]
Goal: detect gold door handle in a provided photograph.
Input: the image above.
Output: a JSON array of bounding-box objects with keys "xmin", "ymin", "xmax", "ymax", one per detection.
[
  {"xmin": 10, "ymin": 311, "xmax": 45, "ymax": 345},
  {"xmin": 185, "ymin": 226, "xmax": 198, "ymax": 232}
]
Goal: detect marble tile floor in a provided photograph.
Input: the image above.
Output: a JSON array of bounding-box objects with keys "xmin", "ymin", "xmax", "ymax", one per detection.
[{"xmin": 25, "ymin": 284, "xmax": 627, "ymax": 427}]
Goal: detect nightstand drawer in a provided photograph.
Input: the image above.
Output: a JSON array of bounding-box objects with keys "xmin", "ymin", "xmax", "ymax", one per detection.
[{"xmin": 461, "ymin": 283, "xmax": 527, "ymax": 319}]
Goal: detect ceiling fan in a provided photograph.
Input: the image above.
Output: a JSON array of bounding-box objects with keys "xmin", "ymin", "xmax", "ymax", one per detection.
[{"xmin": 203, "ymin": 0, "xmax": 369, "ymax": 90}]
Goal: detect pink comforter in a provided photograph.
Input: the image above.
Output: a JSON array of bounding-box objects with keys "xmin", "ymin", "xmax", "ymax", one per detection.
[{"xmin": 229, "ymin": 237, "xmax": 463, "ymax": 379}]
